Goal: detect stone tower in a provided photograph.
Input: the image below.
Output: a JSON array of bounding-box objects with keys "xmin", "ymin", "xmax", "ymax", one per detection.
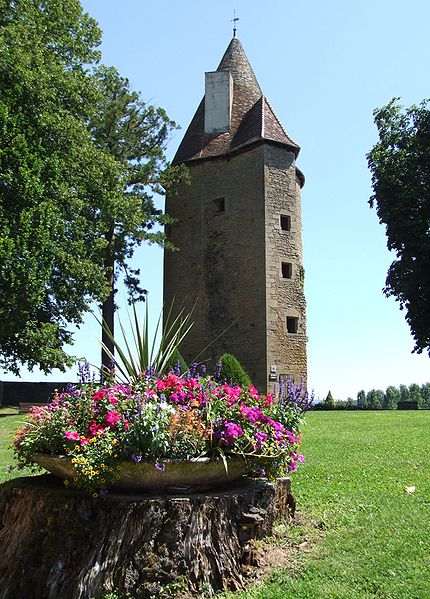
[{"xmin": 163, "ymin": 37, "xmax": 306, "ymax": 392}]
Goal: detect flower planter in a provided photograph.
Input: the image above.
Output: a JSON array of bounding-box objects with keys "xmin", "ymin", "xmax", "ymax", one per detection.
[{"xmin": 32, "ymin": 453, "xmax": 249, "ymax": 492}]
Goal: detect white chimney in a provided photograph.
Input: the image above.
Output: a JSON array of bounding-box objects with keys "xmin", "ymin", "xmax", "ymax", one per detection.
[{"xmin": 204, "ymin": 71, "xmax": 233, "ymax": 134}]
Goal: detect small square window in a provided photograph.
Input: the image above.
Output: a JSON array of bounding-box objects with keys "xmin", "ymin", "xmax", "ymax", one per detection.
[
  {"xmin": 213, "ymin": 197, "xmax": 225, "ymax": 213},
  {"xmin": 280, "ymin": 214, "xmax": 291, "ymax": 231},
  {"xmin": 281, "ymin": 262, "xmax": 292, "ymax": 279},
  {"xmin": 286, "ymin": 316, "xmax": 298, "ymax": 334}
]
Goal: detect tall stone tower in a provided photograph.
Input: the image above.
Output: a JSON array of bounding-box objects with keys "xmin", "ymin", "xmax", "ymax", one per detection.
[{"xmin": 164, "ymin": 37, "xmax": 306, "ymax": 392}]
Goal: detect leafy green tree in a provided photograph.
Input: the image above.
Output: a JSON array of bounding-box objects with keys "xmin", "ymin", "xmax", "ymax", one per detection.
[
  {"xmin": 366, "ymin": 389, "xmax": 383, "ymax": 410},
  {"xmin": 409, "ymin": 383, "xmax": 423, "ymax": 408},
  {"xmin": 399, "ymin": 384, "xmax": 410, "ymax": 404},
  {"xmin": 218, "ymin": 353, "xmax": 252, "ymax": 388},
  {"xmin": 357, "ymin": 390, "xmax": 367, "ymax": 409},
  {"xmin": 420, "ymin": 383, "xmax": 430, "ymax": 408},
  {"xmin": 346, "ymin": 397, "xmax": 356, "ymax": 409},
  {"xmin": 367, "ymin": 99, "xmax": 430, "ymax": 356},
  {"xmin": 0, "ymin": 0, "xmax": 119, "ymax": 374},
  {"xmin": 384, "ymin": 386, "xmax": 400, "ymax": 410},
  {"xmin": 87, "ymin": 66, "xmax": 187, "ymax": 369}
]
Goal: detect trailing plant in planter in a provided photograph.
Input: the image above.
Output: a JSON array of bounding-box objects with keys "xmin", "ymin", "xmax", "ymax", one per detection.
[{"xmin": 13, "ymin": 371, "xmax": 309, "ymax": 494}]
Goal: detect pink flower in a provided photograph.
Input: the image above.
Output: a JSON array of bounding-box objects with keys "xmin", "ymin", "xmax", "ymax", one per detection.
[
  {"xmin": 264, "ymin": 393, "xmax": 273, "ymax": 405},
  {"xmin": 92, "ymin": 389, "xmax": 105, "ymax": 402},
  {"xmin": 65, "ymin": 430, "xmax": 80, "ymax": 441},
  {"xmin": 216, "ymin": 421, "xmax": 243, "ymax": 446},
  {"xmin": 156, "ymin": 380, "xmax": 167, "ymax": 391},
  {"xmin": 88, "ymin": 420, "xmax": 105, "ymax": 437},
  {"xmin": 105, "ymin": 410, "xmax": 121, "ymax": 427}
]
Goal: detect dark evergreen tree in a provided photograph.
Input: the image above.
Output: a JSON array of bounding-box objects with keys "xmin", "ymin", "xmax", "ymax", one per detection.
[
  {"xmin": 88, "ymin": 66, "xmax": 187, "ymax": 370},
  {"xmin": 218, "ymin": 354, "xmax": 252, "ymax": 388},
  {"xmin": 325, "ymin": 390, "xmax": 335, "ymax": 409}
]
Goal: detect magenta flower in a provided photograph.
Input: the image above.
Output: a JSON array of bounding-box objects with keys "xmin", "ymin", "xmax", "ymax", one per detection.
[
  {"xmin": 105, "ymin": 410, "xmax": 121, "ymax": 427},
  {"xmin": 216, "ymin": 421, "xmax": 243, "ymax": 446},
  {"xmin": 92, "ymin": 389, "xmax": 105, "ymax": 402},
  {"xmin": 65, "ymin": 430, "xmax": 80, "ymax": 441},
  {"xmin": 88, "ymin": 420, "xmax": 105, "ymax": 436}
]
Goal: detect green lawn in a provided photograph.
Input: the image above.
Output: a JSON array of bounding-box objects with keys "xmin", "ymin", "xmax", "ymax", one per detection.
[
  {"xmin": 228, "ymin": 410, "xmax": 430, "ymax": 598},
  {"xmin": 0, "ymin": 407, "xmax": 33, "ymax": 483},
  {"xmin": 2, "ymin": 408, "xmax": 429, "ymax": 597}
]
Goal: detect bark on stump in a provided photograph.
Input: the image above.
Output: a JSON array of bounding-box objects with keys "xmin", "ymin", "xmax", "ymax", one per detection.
[{"xmin": 0, "ymin": 474, "xmax": 292, "ymax": 598}]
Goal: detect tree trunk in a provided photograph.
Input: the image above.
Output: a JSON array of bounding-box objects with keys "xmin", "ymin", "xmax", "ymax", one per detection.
[
  {"xmin": 0, "ymin": 474, "xmax": 293, "ymax": 598},
  {"xmin": 101, "ymin": 226, "xmax": 115, "ymax": 374}
]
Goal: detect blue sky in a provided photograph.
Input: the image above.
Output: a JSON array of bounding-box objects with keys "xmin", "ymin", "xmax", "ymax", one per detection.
[{"xmin": 5, "ymin": 0, "xmax": 429, "ymax": 400}]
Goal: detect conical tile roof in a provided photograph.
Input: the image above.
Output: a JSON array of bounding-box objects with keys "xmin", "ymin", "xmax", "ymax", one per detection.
[{"xmin": 173, "ymin": 38, "xmax": 299, "ymax": 165}]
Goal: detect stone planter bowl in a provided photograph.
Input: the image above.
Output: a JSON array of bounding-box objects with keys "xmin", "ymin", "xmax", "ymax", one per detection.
[{"xmin": 32, "ymin": 453, "xmax": 249, "ymax": 493}]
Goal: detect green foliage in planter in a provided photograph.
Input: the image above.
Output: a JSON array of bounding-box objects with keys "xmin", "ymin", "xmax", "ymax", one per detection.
[
  {"xmin": 165, "ymin": 349, "xmax": 188, "ymax": 374},
  {"xmin": 218, "ymin": 353, "xmax": 252, "ymax": 388}
]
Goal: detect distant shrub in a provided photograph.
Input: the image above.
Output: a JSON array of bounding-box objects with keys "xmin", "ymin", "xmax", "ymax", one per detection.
[{"xmin": 218, "ymin": 353, "xmax": 252, "ymax": 388}]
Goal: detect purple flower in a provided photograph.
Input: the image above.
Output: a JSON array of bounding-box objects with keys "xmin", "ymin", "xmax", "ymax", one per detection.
[
  {"xmin": 254, "ymin": 431, "xmax": 268, "ymax": 450},
  {"xmin": 155, "ymin": 461, "xmax": 166, "ymax": 472},
  {"xmin": 215, "ymin": 421, "xmax": 243, "ymax": 446},
  {"xmin": 240, "ymin": 405, "xmax": 265, "ymax": 424},
  {"xmin": 131, "ymin": 453, "xmax": 142, "ymax": 463}
]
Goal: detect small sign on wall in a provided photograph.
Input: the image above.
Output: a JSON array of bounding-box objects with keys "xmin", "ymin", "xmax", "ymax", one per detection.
[
  {"xmin": 270, "ymin": 364, "xmax": 277, "ymax": 373},
  {"xmin": 269, "ymin": 373, "xmax": 277, "ymax": 382}
]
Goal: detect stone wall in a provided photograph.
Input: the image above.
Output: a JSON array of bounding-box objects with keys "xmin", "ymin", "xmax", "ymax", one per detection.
[
  {"xmin": 264, "ymin": 145, "xmax": 307, "ymax": 391},
  {"xmin": 164, "ymin": 141, "xmax": 307, "ymax": 393},
  {"xmin": 164, "ymin": 145, "xmax": 268, "ymax": 390}
]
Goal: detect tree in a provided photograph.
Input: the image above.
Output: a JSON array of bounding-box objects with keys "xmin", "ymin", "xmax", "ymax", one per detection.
[
  {"xmin": 420, "ymin": 383, "xmax": 430, "ymax": 409},
  {"xmin": 367, "ymin": 99, "xmax": 430, "ymax": 356},
  {"xmin": 325, "ymin": 390, "xmax": 335, "ymax": 409},
  {"xmin": 366, "ymin": 389, "xmax": 383, "ymax": 410},
  {"xmin": 384, "ymin": 386, "xmax": 400, "ymax": 410},
  {"xmin": 357, "ymin": 390, "xmax": 367, "ymax": 409},
  {"xmin": 408, "ymin": 383, "xmax": 423, "ymax": 408},
  {"xmin": 0, "ymin": 0, "xmax": 118, "ymax": 374},
  {"xmin": 87, "ymin": 66, "xmax": 187, "ymax": 370},
  {"xmin": 399, "ymin": 384, "xmax": 410, "ymax": 404}
]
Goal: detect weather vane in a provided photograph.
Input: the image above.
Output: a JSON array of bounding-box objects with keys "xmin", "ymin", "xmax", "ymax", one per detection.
[{"xmin": 231, "ymin": 9, "xmax": 239, "ymax": 38}]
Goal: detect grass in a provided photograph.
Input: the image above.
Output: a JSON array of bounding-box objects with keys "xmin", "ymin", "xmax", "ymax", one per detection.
[
  {"xmin": 1, "ymin": 408, "xmax": 429, "ymax": 597},
  {"xmin": 0, "ymin": 405, "xmax": 33, "ymax": 483},
  {"xmin": 227, "ymin": 410, "xmax": 430, "ymax": 598}
]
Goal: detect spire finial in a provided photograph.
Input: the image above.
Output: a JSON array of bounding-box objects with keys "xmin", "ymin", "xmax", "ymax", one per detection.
[{"xmin": 231, "ymin": 9, "xmax": 239, "ymax": 38}]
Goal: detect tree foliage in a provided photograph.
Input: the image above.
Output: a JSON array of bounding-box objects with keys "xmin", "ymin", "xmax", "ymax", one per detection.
[
  {"xmin": 367, "ymin": 99, "xmax": 430, "ymax": 356},
  {"xmin": 87, "ymin": 66, "xmax": 187, "ymax": 368},
  {"xmin": 0, "ymin": 0, "xmax": 115, "ymax": 374},
  {"xmin": 218, "ymin": 353, "xmax": 252, "ymax": 388},
  {"xmin": 0, "ymin": 1, "xmax": 186, "ymax": 375}
]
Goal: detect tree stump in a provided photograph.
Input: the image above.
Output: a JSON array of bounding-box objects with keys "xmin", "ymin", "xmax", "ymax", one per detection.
[{"xmin": 0, "ymin": 474, "xmax": 288, "ymax": 598}]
